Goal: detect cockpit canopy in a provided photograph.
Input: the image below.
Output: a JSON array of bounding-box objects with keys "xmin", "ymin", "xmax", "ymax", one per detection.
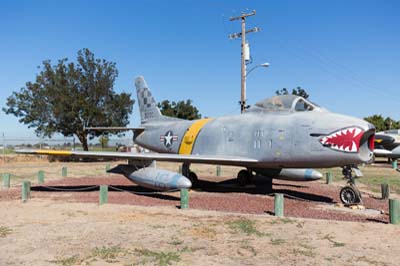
[{"xmin": 249, "ymin": 95, "xmax": 322, "ymax": 113}]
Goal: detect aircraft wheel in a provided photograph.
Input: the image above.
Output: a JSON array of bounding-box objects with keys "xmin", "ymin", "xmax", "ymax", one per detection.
[
  {"xmin": 237, "ymin": 170, "xmax": 251, "ymax": 186},
  {"xmin": 188, "ymin": 171, "xmax": 198, "ymax": 187},
  {"xmin": 340, "ymin": 185, "xmax": 361, "ymax": 205}
]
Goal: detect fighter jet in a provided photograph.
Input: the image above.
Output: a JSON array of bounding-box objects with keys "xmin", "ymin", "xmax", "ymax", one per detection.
[
  {"xmin": 17, "ymin": 76, "xmax": 375, "ymax": 204},
  {"xmin": 374, "ymin": 129, "xmax": 400, "ymax": 161}
]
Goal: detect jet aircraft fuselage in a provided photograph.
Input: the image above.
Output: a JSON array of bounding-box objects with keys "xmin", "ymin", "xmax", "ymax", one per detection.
[{"xmin": 134, "ymin": 94, "xmax": 375, "ymax": 170}]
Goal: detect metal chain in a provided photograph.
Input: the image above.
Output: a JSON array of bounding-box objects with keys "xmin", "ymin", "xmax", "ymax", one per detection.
[
  {"xmin": 37, "ymin": 185, "xmax": 99, "ymax": 192},
  {"xmin": 108, "ymin": 185, "xmax": 179, "ymax": 195},
  {"xmin": 264, "ymin": 192, "xmax": 335, "ymax": 205}
]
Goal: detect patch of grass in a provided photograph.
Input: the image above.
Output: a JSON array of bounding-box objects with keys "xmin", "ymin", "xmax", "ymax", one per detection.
[
  {"xmin": 322, "ymin": 234, "xmax": 345, "ymax": 248},
  {"xmin": 356, "ymin": 256, "xmax": 389, "ymax": 266},
  {"xmin": 135, "ymin": 248, "xmax": 180, "ymax": 266},
  {"xmin": 49, "ymin": 255, "xmax": 80, "ymax": 266},
  {"xmin": 239, "ymin": 240, "xmax": 257, "ymax": 256},
  {"xmin": 190, "ymin": 226, "xmax": 217, "ymax": 239},
  {"xmin": 91, "ymin": 245, "xmax": 125, "ymax": 262},
  {"xmin": 291, "ymin": 242, "xmax": 316, "ymax": 258},
  {"xmin": 292, "ymin": 248, "xmax": 316, "ymax": 258},
  {"xmin": 324, "ymin": 257, "xmax": 335, "ymax": 262},
  {"xmin": 0, "ymin": 226, "xmax": 12, "ymax": 237},
  {"xmin": 168, "ymin": 238, "xmax": 184, "ymax": 246},
  {"xmin": 150, "ymin": 224, "xmax": 166, "ymax": 229},
  {"xmin": 296, "ymin": 221, "xmax": 305, "ymax": 228},
  {"xmin": 270, "ymin": 238, "xmax": 286, "ymax": 245},
  {"xmin": 227, "ymin": 219, "xmax": 268, "ymax": 237},
  {"xmin": 268, "ymin": 217, "xmax": 295, "ymax": 225}
]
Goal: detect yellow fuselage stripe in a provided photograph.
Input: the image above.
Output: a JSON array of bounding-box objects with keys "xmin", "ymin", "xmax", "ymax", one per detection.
[
  {"xmin": 36, "ymin": 150, "xmax": 73, "ymax": 155},
  {"xmin": 179, "ymin": 118, "xmax": 212, "ymax": 154}
]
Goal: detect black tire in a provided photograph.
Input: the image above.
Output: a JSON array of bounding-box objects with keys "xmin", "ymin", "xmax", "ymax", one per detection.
[
  {"xmin": 188, "ymin": 171, "xmax": 198, "ymax": 187},
  {"xmin": 237, "ymin": 170, "xmax": 250, "ymax": 186},
  {"xmin": 340, "ymin": 185, "xmax": 361, "ymax": 205}
]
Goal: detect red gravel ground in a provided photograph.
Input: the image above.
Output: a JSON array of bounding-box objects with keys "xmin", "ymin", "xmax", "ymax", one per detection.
[{"xmin": 0, "ymin": 174, "xmax": 389, "ymax": 223}]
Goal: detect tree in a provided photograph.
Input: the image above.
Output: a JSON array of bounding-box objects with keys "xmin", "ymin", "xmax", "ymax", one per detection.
[
  {"xmin": 364, "ymin": 115, "xmax": 400, "ymax": 132},
  {"xmin": 157, "ymin": 99, "xmax": 201, "ymax": 120},
  {"xmin": 364, "ymin": 115, "xmax": 385, "ymax": 132},
  {"xmin": 3, "ymin": 48, "xmax": 134, "ymax": 151},
  {"xmin": 276, "ymin": 86, "xmax": 310, "ymax": 99}
]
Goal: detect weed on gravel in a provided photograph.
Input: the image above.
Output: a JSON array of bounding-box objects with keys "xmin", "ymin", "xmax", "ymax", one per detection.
[
  {"xmin": 134, "ymin": 248, "xmax": 181, "ymax": 266},
  {"xmin": 240, "ymin": 240, "xmax": 257, "ymax": 256},
  {"xmin": 167, "ymin": 237, "xmax": 184, "ymax": 246},
  {"xmin": 0, "ymin": 226, "xmax": 12, "ymax": 237},
  {"xmin": 227, "ymin": 218, "xmax": 268, "ymax": 237},
  {"xmin": 49, "ymin": 255, "xmax": 80, "ymax": 266},
  {"xmin": 90, "ymin": 245, "xmax": 127, "ymax": 262},
  {"xmin": 270, "ymin": 238, "xmax": 286, "ymax": 245},
  {"xmin": 322, "ymin": 234, "xmax": 346, "ymax": 247},
  {"xmin": 268, "ymin": 217, "xmax": 295, "ymax": 225},
  {"xmin": 355, "ymin": 256, "xmax": 389, "ymax": 266}
]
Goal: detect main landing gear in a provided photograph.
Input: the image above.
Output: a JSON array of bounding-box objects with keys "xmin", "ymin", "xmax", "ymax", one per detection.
[
  {"xmin": 237, "ymin": 169, "xmax": 253, "ymax": 186},
  {"xmin": 339, "ymin": 165, "xmax": 362, "ymax": 205},
  {"xmin": 182, "ymin": 162, "xmax": 198, "ymax": 187}
]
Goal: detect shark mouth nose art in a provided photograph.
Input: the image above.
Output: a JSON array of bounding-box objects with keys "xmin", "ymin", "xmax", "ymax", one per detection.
[{"xmin": 320, "ymin": 127, "xmax": 364, "ymax": 153}]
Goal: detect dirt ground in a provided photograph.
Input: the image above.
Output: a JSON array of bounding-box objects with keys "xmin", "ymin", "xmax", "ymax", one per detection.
[
  {"xmin": 1, "ymin": 200, "xmax": 400, "ymax": 266},
  {"xmin": 1, "ymin": 156, "xmax": 400, "ymax": 265}
]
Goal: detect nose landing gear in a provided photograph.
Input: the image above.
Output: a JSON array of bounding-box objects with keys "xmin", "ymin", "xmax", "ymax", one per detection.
[
  {"xmin": 182, "ymin": 162, "xmax": 198, "ymax": 187},
  {"xmin": 339, "ymin": 165, "xmax": 363, "ymax": 205}
]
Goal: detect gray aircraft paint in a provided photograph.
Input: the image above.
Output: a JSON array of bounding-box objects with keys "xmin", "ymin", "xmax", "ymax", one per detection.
[{"xmin": 133, "ymin": 77, "xmax": 375, "ymax": 169}]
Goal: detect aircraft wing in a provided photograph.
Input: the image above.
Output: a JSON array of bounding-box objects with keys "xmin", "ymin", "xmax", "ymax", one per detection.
[
  {"xmin": 374, "ymin": 146, "xmax": 400, "ymax": 159},
  {"xmin": 16, "ymin": 149, "xmax": 259, "ymax": 167},
  {"xmin": 85, "ymin": 127, "xmax": 145, "ymax": 133}
]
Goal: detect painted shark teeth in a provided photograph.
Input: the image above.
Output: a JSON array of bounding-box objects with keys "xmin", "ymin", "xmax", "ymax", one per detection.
[{"xmin": 319, "ymin": 127, "xmax": 364, "ymax": 153}]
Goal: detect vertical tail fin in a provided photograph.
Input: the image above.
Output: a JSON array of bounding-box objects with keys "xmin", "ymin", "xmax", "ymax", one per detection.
[{"xmin": 135, "ymin": 76, "xmax": 163, "ymax": 123}]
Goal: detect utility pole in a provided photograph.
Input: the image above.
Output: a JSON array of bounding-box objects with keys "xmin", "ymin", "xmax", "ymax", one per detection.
[{"xmin": 229, "ymin": 10, "xmax": 260, "ymax": 113}]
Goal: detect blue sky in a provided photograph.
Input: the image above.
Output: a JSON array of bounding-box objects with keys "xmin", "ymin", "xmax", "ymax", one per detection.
[{"xmin": 0, "ymin": 0, "xmax": 399, "ymax": 140}]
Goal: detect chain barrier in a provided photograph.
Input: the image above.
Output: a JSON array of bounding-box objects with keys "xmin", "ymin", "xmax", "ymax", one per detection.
[
  {"xmin": 264, "ymin": 191, "xmax": 335, "ymax": 205},
  {"xmin": 30, "ymin": 184, "xmax": 179, "ymax": 195},
  {"xmin": 37, "ymin": 185, "xmax": 100, "ymax": 192},
  {"xmin": 108, "ymin": 185, "xmax": 180, "ymax": 195}
]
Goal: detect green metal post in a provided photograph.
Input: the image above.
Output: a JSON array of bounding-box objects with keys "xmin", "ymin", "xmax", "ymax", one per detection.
[
  {"xmin": 38, "ymin": 170, "xmax": 45, "ymax": 184},
  {"xmin": 62, "ymin": 167, "xmax": 67, "ymax": 177},
  {"xmin": 392, "ymin": 160, "xmax": 398, "ymax": 170},
  {"xmin": 381, "ymin": 184, "xmax": 390, "ymax": 200},
  {"xmin": 178, "ymin": 165, "xmax": 182, "ymax": 174},
  {"xmin": 105, "ymin": 164, "xmax": 110, "ymax": 174},
  {"xmin": 99, "ymin": 185, "xmax": 108, "ymax": 205},
  {"xmin": 325, "ymin": 172, "xmax": 332, "ymax": 184},
  {"xmin": 274, "ymin": 193, "xmax": 284, "ymax": 217},
  {"xmin": 21, "ymin": 180, "xmax": 31, "ymax": 203},
  {"xmin": 180, "ymin": 188, "xmax": 189, "ymax": 209},
  {"xmin": 2, "ymin": 173, "xmax": 10, "ymax": 189},
  {"xmin": 389, "ymin": 199, "xmax": 400, "ymax": 225},
  {"xmin": 216, "ymin": 165, "xmax": 221, "ymax": 177}
]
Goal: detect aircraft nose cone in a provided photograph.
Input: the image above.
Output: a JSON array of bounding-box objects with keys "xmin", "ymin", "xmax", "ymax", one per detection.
[{"xmin": 177, "ymin": 176, "xmax": 192, "ymax": 189}]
